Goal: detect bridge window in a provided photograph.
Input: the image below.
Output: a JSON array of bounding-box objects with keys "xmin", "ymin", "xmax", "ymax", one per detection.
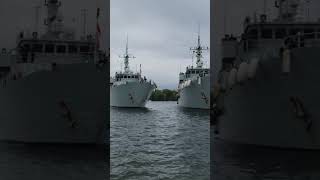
[
  {"xmin": 247, "ymin": 28, "xmax": 258, "ymax": 39},
  {"xmin": 32, "ymin": 44, "xmax": 43, "ymax": 53},
  {"xmin": 275, "ymin": 28, "xmax": 287, "ymax": 39},
  {"xmin": 261, "ymin": 28, "xmax": 273, "ymax": 39},
  {"xmin": 56, "ymin": 45, "xmax": 66, "ymax": 53},
  {"xmin": 68, "ymin": 45, "xmax": 78, "ymax": 53},
  {"xmin": 45, "ymin": 44, "xmax": 54, "ymax": 53},
  {"xmin": 80, "ymin": 45, "xmax": 90, "ymax": 53}
]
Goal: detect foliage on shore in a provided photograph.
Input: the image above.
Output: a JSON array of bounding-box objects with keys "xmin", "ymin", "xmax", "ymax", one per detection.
[{"xmin": 150, "ymin": 89, "xmax": 178, "ymax": 101}]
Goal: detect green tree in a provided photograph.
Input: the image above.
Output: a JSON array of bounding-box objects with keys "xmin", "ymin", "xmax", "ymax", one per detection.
[{"xmin": 150, "ymin": 89, "xmax": 178, "ymax": 101}]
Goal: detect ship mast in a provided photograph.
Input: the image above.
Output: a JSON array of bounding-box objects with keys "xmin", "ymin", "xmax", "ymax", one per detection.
[
  {"xmin": 120, "ymin": 35, "xmax": 135, "ymax": 73},
  {"xmin": 190, "ymin": 26, "xmax": 208, "ymax": 68},
  {"xmin": 274, "ymin": 0, "xmax": 308, "ymax": 22},
  {"xmin": 44, "ymin": 0, "xmax": 63, "ymax": 37}
]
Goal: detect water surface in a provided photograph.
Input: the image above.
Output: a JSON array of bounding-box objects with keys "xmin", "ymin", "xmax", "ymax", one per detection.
[
  {"xmin": 211, "ymin": 128, "xmax": 320, "ymax": 179},
  {"xmin": 111, "ymin": 101, "xmax": 210, "ymax": 180},
  {"xmin": 0, "ymin": 142, "xmax": 106, "ymax": 180}
]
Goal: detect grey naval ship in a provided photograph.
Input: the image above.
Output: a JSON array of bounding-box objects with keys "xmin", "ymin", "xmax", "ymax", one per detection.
[
  {"xmin": 0, "ymin": 0, "xmax": 108, "ymax": 144},
  {"xmin": 110, "ymin": 37, "xmax": 156, "ymax": 108},
  {"xmin": 178, "ymin": 30, "xmax": 210, "ymax": 109},
  {"xmin": 213, "ymin": 0, "xmax": 320, "ymax": 149}
]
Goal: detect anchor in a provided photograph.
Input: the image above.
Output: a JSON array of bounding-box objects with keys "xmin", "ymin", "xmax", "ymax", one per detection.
[
  {"xmin": 59, "ymin": 100, "xmax": 78, "ymax": 128},
  {"xmin": 201, "ymin": 91, "xmax": 208, "ymax": 104},
  {"xmin": 128, "ymin": 93, "xmax": 135, "ymax": 104},
  {"xmin": 289, "ymin": 96, "xmax": 312, "ymax": 132}
]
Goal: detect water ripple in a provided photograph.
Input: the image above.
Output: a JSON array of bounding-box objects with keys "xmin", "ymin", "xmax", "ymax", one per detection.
[{"xmin": 111, "ymin": 101, "xmax": 209, "ymax": 180}]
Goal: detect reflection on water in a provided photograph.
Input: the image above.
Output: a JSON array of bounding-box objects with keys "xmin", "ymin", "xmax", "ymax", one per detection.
[
  {"xmin": 0, "ymin": 142, "xmax": 106, "ymax": 180},
  {"xmin": 111, "ymin": 101, "xmax": 210, "ymax": 180},
  {"xmin": 211, "ymin": 129, "xmax": 320, "ymax": 179}
]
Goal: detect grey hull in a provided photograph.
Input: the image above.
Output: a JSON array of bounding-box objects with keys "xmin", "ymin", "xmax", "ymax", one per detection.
[{"xmin": 218, "ymin": 47, "xmax": 320, "ymax": 149}]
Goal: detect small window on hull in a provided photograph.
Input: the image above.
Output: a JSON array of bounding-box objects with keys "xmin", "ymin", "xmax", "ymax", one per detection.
[
  {"xmin": 80, "ymin": 46, "xmax": 90, "ymax": 53},
  {"xmin": 68, "ymin": 45, "xmax": 78, "ymax": 53},
  {"xmin": 32, "ymin": 44, "xmax": 43, "ymax": 53},
  {"xmin": 246, "ymin": 28, "xmax": 258, "ymax": 39},
  {"xmin": 45, "ymin": 44, "xmax": 54, "ymax": 53},
  {"xmin": 56, "ymin": 45, "xmax": 66, "ymax": 53},
  {"xmin": 23, "ymin": 44, "xmax": 31, "ymax": 51},
  {"xmin": 261, "ymin": 29, "xmax": 273, "ymax": 39},
  {"xmin": 275, "ymin": 28, "xmax": 287, "ymax": 39}
]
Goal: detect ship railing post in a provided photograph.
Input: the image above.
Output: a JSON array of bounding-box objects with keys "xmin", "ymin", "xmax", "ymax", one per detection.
[{"xmin": 297, "ymin": 32, "xmax": 301, "ymax": 48}]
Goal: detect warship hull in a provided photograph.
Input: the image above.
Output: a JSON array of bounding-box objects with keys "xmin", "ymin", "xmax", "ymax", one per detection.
[
  {"xmin": 217, "ymin": 47, "xmax": 320, "ymax": 149},
  {"xmin": 110, "ymin": 81, "xmax": 155, "ymax": 108},
  {"xmin": 178, "ymin": 75, "xmax": 210, "ymax": 109},
  {"xmin": 0, "ymin": 63, "xmax": 108, "ymax": 145}
]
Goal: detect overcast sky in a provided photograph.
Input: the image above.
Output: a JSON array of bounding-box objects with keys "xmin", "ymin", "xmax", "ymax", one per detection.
[
  {"xmin": 0, "ymin": 0, "xmax": 108, "ymax": 50},
  {"xmin": 111, "ymin": 0, "xmax": 210, "ymax": 90},
  {"xmin": 212, "ymin": 0, "xmax": 320, "ymax": 79}
]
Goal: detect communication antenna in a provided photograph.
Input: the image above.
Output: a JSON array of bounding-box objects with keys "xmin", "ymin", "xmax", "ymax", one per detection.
[
  {"xmin": 119, "ymin": 35, "xmax": 135, "ymax": 72},
  {"xmin": 34, "ymin": 5, "xmax": 41, "ymax": 33},
  {"xmin": 190, "ymin": 25, "xmax": 209, "ymax": 68},
  {"xmin": 263, "ymin": 0, "xmax": 267, "ymax": 15},
  {"xmin": 306, "ymin": 0, "xmax": 311, "ymax": 21},
  {"xmin": 223, "ymin": 0, "xmax": 227, "ymax": 34},
  {"xmin": 81, "ymin": 9, "xmax": 88, "ymax": 38}
]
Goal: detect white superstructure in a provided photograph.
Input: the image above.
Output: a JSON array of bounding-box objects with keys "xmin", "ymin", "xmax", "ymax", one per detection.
[
  {"xmin": 110, "ymin": 37, "xmax": 156, "ymax": 108},
  {"xmin": 177, "ymin": 30, "xmax": 210, "ymax": 109},
  {"xmin": 213, "ymin": 0, "xmax": 320, "ymax": 149},
  {"xmin": 0, "ymin": 0, "xmax": 108, "ymax": 144}
]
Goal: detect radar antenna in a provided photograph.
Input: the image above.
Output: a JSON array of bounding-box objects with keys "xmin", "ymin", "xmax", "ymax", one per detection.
[
  {"xmin": 119, "ymin": 35, "xmax": 135, "ymax": 73},
  {"xmin": 190, "ymin": 25, "xmax": 208, "ymax": 68}
]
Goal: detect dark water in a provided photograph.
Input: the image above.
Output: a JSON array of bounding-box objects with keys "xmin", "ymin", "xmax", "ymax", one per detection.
[
  {"xmin": 110, "ymin": 101, "xmax": 210, "ymax": 180},
  {"xmin": 0, "ymin": 143, "xmax": 106, "ymax": 180},
  {"xmin": 211, "ymin": 128, "xmax": 320, "ymax": 180}
]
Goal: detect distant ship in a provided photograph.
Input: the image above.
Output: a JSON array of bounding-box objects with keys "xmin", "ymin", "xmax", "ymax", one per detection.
[
  {"xmin": 0, "ymin": 0, "xmax": 108, "ymax": 144},
  {"xmin": 213, "ymin": 0, "xmax": 320, "ymax": 149},
  {"xmin": 110, "ymin": 37, "xmax": 156, "ymax": 108},
  {"xmin": 177, "ymin": 30, "xmax": 210, "ymax": 109}
]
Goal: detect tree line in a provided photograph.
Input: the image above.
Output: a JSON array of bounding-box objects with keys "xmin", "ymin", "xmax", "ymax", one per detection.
[{"xmin": 150, "ymin": 89, "xmax": 178, "ymax": 101}]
